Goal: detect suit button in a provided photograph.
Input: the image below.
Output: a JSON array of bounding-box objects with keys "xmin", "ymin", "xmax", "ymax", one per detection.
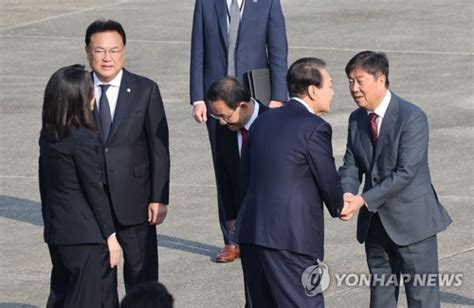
[
  {"xmin": 373, "ymin": 177, "xmax": 378, "ymax": 183},
  {"xmin": 104, "ymin": 148, "xmax": 110, "ymax": 153}
]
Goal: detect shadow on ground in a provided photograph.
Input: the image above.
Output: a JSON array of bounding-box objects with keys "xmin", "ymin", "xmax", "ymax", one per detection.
[
  {"xmin": 0, "ymin": 195, "xmax": 220, "ymax": 258},
  {"xmin": 441, "ymin": 292, "xmax": 474, "ymax": 306}
]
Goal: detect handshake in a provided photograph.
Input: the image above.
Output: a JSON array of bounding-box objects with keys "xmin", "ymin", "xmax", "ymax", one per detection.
[{"xmin": 339, "ymin": 193, "xmax": 366, "ymax": 221}]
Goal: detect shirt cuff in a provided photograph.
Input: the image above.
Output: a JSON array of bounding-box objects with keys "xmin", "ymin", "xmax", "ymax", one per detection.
[{"xmin": 192, "ymin": 100, "xmax": 205, "ymax": 106}]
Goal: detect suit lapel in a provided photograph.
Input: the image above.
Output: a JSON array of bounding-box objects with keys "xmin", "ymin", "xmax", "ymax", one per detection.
[
  {"xmin": 215, "ymin": 0, "xmax": 228, "ymax": 49},
  {"xmin": 106, "ymin": 69, "xmax": 136, "ymax": 144},
  {"xmin": 238, "ymin": 0, "xmax": 259, "ymax": 41},
  {"xmin": 373, "ymin": 95, "xmax": 399, "ymax": 161},
  {"xmin": 357, "ymin": 110, "xmax": 374, "ymax": 163}
]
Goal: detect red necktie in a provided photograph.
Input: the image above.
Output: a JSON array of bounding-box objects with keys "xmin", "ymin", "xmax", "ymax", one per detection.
[
  {"xmin": 240, "ymin": 127, "xmax": 248, "ymax": 155},
  {"xmin": 368, "ymin": 113, "xmax": 378, "ymax": 145}
]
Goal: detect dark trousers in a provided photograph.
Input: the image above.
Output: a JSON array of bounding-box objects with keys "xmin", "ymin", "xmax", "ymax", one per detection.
[
  {"xmin": 113, "ymin": 222, "xmax": 159, "ymax": 292},
  {"xmin": 365, "ymin": 214, "xmax": 440, "ymax": 308},
  {"xmin": 206, "ymin": 116, "xmax": 230, "ymax": 245},
  {"xmin": 104, "ymin": 186, "xmax": 159, "ymax": 293},
  {"xmin": 47, "ymin": 244, "xmax": 118, "ymax": 308},
  {"xmin": 240, "ymin": 243, "xmax": 324, "ymax": 308}
]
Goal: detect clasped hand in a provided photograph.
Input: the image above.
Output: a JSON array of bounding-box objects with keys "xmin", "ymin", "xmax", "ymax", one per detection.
[{"xmin": 340, "ymin": 193, "xmax": 365, "ymax": 221}]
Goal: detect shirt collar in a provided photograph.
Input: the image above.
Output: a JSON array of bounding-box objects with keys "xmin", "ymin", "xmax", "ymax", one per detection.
[
  {"xmin": 369, "ymin": 90, "xmax": 391, "ymax": 118},
  {"xmin": 244, "ymin": 98, "xmax": 259, "ymax": 130},
  {"xmin": 290, "ymin": 97, "xmax": 315, "ymax": 114},
  {"xmin": 227, "ymin": 0, "xmax": 243, "ymax": 8},
  {"xmin": 93, "ymin": 69, "xmax": 123, "ymax": 88}
]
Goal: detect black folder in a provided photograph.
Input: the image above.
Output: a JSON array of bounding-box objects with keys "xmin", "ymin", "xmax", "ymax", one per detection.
[{"xmin": 244, "ymin": 68, "xmax": 271, "ymax": 106}]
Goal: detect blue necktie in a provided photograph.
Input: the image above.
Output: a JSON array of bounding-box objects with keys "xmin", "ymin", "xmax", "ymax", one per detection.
[{"xmin": 99, "ymin": 84, "xmax": 112, "ymax": 142}]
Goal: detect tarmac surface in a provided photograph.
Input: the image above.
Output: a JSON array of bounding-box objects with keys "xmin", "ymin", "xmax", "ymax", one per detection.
[{"xmin": 0, "ymin": 0, "xmax": 472, "ymax": 307}]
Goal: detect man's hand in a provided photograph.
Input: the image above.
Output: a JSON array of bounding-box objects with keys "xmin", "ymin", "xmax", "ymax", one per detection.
[
  {"xmin": 192, "ymin": 103, "xmax": 208, "ymax": 123},
  {"xmin": 268, "ymin": 100, "xmax": 284, "ymax": 108},
  {"xmin": 148, "ymin": 202, "xmax": 168, "ymax": 225},
  {"xmin": 340, "ymin": 193, "xmax": 365, "ymax": 221},
  {"xmin": 107, "ymin": 233, "xmax": 121, "ymax": 268}
]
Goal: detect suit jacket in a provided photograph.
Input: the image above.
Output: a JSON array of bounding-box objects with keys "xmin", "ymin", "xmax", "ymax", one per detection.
[
  {"xmin": 339, "ymin": 93, "xmax": 452, "ymax": 245},
  {"xmin": 190, "ymin": 0, "xmax": 288, "ymax": 103},
  {"xmin": 94, "ymin": 69, "xmax": 170, "ymax": 226},
  {"xmin": 215, "ymin": 101, "xmax": 268, "ymax": 220},
  {"xmin": 236, "ymin": 100, "xmax": 343, "ymax": 258},
  {"xmin": 39, "ymin": 127, "xmax": 115, "ymax": 245}
]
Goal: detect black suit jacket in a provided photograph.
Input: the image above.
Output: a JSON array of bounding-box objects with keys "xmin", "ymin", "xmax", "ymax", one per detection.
[
  {"xmin": 215, "ymin": 102, "xmax": 268, "ymax": 220},
  {"xmin": 236, "ymin": 100, "xmax": 343, "ymax": 258},
  {"xmin": 93, "ymin": 69, "xmax": 170, "ymax": 226},
  {"xmin": 39, "ymin": 127, "xmax": 115, "ymax": 245}
]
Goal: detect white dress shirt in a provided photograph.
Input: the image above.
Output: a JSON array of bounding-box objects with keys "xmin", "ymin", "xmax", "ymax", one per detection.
[
  {"xmin": 93, "ymin": 70, "xmax": 123, "ymax": 121},
  {"xmin": 237, "ymin": 98, "xmax": 259, "ymax": 156}
]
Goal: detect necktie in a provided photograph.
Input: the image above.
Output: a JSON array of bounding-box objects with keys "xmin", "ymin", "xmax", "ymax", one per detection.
[
  {"xmin": 240, "ymin": 127, "xmax": 248, "ymax": 155},
  {"xmin": 368, "ymin": 112, "xmax": 378, "ymax": 145},
  {"xmin": 99, "ymin": 84, "xmax": 112, "ymax": 142},
  {"xmin": 227, "ymin": 0, "xmax": 241, "ymax": 76}
]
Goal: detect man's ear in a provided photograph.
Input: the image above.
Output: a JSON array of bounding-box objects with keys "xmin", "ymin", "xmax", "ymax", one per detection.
[
  {"xmin": 377, "ymin": 74, "xmax": 386, "ymax": 88},
  {"xmin": 307, "ymin": 85, "xmax": 318, "ymax": 101}
]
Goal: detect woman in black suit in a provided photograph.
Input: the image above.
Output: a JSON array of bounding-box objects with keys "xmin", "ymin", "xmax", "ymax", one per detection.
[{"xmin": 39, "ymin": 65, "xmax": 121, "ymax": 308}]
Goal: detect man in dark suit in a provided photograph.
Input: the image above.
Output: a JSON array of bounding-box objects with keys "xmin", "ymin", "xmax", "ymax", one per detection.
[
  {"xmin": 236, "ymin": 58, "xmax": 343, "ymax": 307},
  {"xmin": 339, "ymin": 51, "xmax": 452, "ymax": 308},
  {"xmin": 85, "ymin": 20, "xmax": 170, "ymax": 292},
  {"xmin": 206, "ymin": 77, "xmax": 268, "ymax": 262},
  {"xmin": 189, "ymin": 0, "xmax": 288, "ymax": 258}
]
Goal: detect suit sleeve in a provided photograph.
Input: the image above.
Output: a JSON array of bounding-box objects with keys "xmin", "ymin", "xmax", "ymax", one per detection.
[
  {"xmin": 146, "ymin": 83, "xmax": 170, "ymax": 204},
  {"xmin": 306, "ymin": 122, "xmax": 343, "ymax": 217},
  {"xmin": 74, "ymin": 132, "xmax": 116, "ymax": 239},
  {"xmin": 190, "ymin": 0, "xmax": 205, "ymax": 103},
  {"xmin": 38, "ymin": 151, "xmax": 48, "ymax": 221},
  {"xmin": 267, "ymin": 0, "xmax": 288, "ymax": 101},
  {"xmin": 362, "ymin": 110, "xmax": 429, "ymax": 211},
  {"xmin": 339, "ymin": 114, "xmax": 364, "ymax": 194}
]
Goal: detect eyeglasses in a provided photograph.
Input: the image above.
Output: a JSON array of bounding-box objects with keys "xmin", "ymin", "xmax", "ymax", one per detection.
[
  {"xmin": 209, "ymin": 106, "xmax": 238, "ymax": 123},
  {"xmin": 88, "ymin": 47, "xmax": 124, "ymax": 57}
]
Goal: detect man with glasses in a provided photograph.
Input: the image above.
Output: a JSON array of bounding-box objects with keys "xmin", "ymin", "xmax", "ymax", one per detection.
[
  {"xmin": 85, "ymin": 19, "xmax": 170, "ymax": 304},
  {"xmin": 206, "ymin": 77, "xmax": 268, "ymax": 263},
  {"xmin": 190, "ymin": 0, "xmax": 288, "ymax": 261}
]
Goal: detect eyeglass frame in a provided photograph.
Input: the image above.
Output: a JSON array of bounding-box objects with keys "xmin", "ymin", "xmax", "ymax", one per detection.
[
  {"xmin": 87, "ymin": 47, "xmax": 124, "ymax": 57},
  {"xmin": 209, "ymin": 104, "xmax": 240, "ymax": 123}
]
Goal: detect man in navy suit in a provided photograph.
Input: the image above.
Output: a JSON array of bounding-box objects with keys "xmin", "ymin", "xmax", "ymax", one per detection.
[
  {"xmin": 85, "ymin": 20, "xmax": 170, "ymax": 294},
  {"xmin": 236, "ymin": 58, "xmax": 344, "ymax": 307},
  {"xmin": 206, "ymin": 77, "xmax": 268, "ymax": 262},
  {"xmin": 339, "ymin": 51, "xmax": 452, "ymax": 308},
  {"xmin": 189, "ymin": 0, "xmax": 288, "ymax": 259}
]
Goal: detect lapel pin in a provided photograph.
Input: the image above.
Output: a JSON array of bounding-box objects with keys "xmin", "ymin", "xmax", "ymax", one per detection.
[
  {"xmin": 253, "ymin": 0, "xmax": 257, "ymax": 2},
  {"xmin": 127, "ymin": 88, "xmax": 131, "ymax": 93}
]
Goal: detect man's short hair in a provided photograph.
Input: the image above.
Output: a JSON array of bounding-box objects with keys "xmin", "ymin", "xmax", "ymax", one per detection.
[
  {"xmin": 85, "ymin": 19, "xmax": 126, "ymax": 46},
  {"xmin": 345, "ymin": 50, "xmax": 390, "ymax": 87},
  {"xmin": 120, "ymin": 281, "xmax": 174, "ymax": 308},
  {"xmin": 206, "ymin": 77, "xmax": 251, "ymax": 109},
  {"xmin": 287, "ymin": 57, "xmax": 327, "ymax": 98}
]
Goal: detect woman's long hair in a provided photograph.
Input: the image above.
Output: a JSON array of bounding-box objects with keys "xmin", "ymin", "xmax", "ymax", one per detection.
[{"xmin": 41, "ymin": 64, "xmax": 96, "ymax": 142}]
